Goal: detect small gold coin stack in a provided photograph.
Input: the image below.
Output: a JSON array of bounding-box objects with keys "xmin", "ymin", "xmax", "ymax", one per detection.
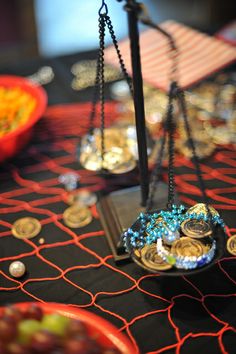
[{"xmin": 139, "ymin": 203, "xmax": 217, "ymax": 272}]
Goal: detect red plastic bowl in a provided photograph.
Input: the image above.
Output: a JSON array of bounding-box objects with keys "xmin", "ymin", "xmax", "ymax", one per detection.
[
  {"xmin": 0, "ymin": 75, "xmax": 47, "ymax": 163},
  {"xmin": 0, "ymin": 302, "xmax": 137, "ymax": 354}
]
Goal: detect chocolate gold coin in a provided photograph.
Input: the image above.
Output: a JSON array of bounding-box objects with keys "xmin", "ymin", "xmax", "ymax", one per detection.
[
  {"xmin": 134, "ymin": 249, "xmax": 141, "ymax": 258},
  {"xmin": 140, "ymin": 244, "xmax": 172, "ymax": 270},
  {"xmin": 181, "ymin": 219, "xmax": 212, "ymax": 238},
  {"xmin": 171, "ymin": 237, "xmax": 204, "ymax": 257},
  {"xmin": 226, "ymin": 235, "xmax": 236, "ymax": 256},
  {"xmin": 146, "ymin": 217, "xmax": 164, "ymax": 230},
  {"xmin": 187, "ymin": 203, "xmax": 219, "ymax": 218},
  {"xmin": 12, "ymin": 217, "xmax": 41, "ymax": 239},
  {"xmin": 63, "ymin": 205, "xmax": 92, "ymax": 228},
  {"xmin": 95, "ymin": 128, "xmax": 126, "ymax": 150},
  {"xmin": 110, "ymin": 158, "xmax": 136, "ymax": 174},
  {"xmin": 67, "ymin": 190, "xmax": 97, "ymax": 207},
  {"xmin": 103, "ymin": 147, "xmax": 136, "ymax": 173},
  {"xmin": 177, "ymin": 138, "xmax": 215, "ymax": 159},
  {"xmin": 80, "ymin": 151, "xmax": 102, "ymax": 171}
]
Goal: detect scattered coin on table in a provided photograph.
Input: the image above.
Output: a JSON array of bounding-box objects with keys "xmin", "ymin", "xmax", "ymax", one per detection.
[
  {"xmin": 63, "ymin": 205, "xmax": 92, "ymax": 228},
  {"xmin": 226, "ymin": 234, "xmax": 236, "ymax": 256},
  {"xmin": 67, "ymin": 189, "xmax": 97, "ymax": 207},
  {"xmin": 12, "ymin": 217, "xmax": 41, "ymax": 239}
]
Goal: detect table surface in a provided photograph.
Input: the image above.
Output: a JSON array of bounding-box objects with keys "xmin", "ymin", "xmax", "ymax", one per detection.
[{"xmin": 0, "ymin": 51, "xmax": 236, "ymax": 354}]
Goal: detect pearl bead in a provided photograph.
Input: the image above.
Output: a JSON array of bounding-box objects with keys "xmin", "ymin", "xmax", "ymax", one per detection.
[{"xmin": 9, "ymin": 261, "xmax": 26, "ymax": 278}]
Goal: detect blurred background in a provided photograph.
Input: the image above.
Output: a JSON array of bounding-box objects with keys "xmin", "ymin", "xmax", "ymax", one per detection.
[{"xmin": 0, "ymin": 0, "xmax": 235, "ymax": 66}]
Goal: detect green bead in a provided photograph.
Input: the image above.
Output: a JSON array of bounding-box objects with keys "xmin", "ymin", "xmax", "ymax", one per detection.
[{"xmin": 166, "ymin": 255, "xmax": 176, "ymax": 265}]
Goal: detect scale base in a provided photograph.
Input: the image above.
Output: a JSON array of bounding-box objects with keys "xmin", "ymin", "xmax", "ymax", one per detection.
[{"xmin": 97, "ymin": 183, "xmax": 169, "ymax": 262}]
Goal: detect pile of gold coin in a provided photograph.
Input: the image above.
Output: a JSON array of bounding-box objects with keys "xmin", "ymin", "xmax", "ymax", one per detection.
[
  {"xmin": 79, "ymin": 127, "xmax": 137, "ymax": 174},
  {"xmin": 137, "ymin": 203, "xmax": 218, "ymax": 272},
  {"xmin": 119, "ymin": 71, "xmax": 236, "ymax": 162},
  {"xmin": 71, "ymin": 60, "xmax": 122, "ymax": 91}
]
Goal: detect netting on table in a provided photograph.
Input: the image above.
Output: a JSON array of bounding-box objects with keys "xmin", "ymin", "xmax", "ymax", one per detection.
[{"xmin": 0, "ymin": 102, "xmax": 235, "ymax": 354}]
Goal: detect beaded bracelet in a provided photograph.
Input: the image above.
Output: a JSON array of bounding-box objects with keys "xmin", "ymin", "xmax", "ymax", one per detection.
[
  {"xmin": 123, "ymin": 204, "xmax": 186, "ymax": 250},
  {"xmin": 156, "ymin": 237, "xmax": 216, "ymax": 270},
  {"xmin": 122, "ymin": 204, "xmax": 225, "ymax": 251}
]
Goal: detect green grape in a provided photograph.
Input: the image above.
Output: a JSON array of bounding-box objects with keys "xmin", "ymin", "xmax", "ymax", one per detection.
[
  {"xmin": 17, "ymin": 319, "xmax": 41, "ymax": 344},
  {"xmin": 41, "ymin": 313, "xmax": 70, "ymax": 336}
]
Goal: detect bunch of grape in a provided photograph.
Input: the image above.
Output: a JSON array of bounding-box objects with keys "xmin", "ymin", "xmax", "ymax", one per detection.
[{"xmin": 0, "ymin": 304, "xmax": 121, "ymax": 354}]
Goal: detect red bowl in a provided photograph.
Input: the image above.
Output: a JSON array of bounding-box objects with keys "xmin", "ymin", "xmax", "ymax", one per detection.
[
  {"xmin": 0, "ymin": 302, "xmax": 137, "ymax": 354},
  {"xmin": 0, "ymin": 75, "xmax": 47, "ymax": 163}
]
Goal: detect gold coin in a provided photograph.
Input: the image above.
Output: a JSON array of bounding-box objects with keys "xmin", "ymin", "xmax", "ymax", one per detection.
[
  {"xmin": 110, "ymin": 158, "xmax": 136, "ymax": 174},
  {"xmin": 12, "ymin": 217, "xmax": 41, "ymax": 239},
  {"xmin": 187, "ymin": 203, "xmax": 219, "ymax": 218},
  {"xmin": 140, "ymin": 244, "xmax": 172, "ymax": 270},
  {"xmin": 94, "ymin": 128, "xmax": 127, "ymax": 150},
  {"xmin": 80, "ymin": 150, "xmax": 102, "ymax": 171},
  {"xmin": 67, "ymin": 190, "xmax": 97, "ymax": 206},
  {"xmin": 134, "ymin": 249, "xmax": 141, "ymax": 258},
  {"xmin": 171, "ymin": 237, "xmax": 204, "ymax": 257},
  {"xmin": 103, "ymin": 147, "xmax": 135, "ymax": 172},
  {"xmin": 63, "ymin": 205, "xmax": 92, "ymax": 228},
  {"xmin": 226, "ymin": 235, "xmax": 236, "ymax": 256},
  {"xmin": 210, "ymin": 126, "xmax": 233, "ymax": 145},
  {"xmin": 181, "ymin": 219, "xmax": 212, "ymax": 238},
  {"xmin": 146, "ymin": 217, "xmax": 164, "ymax": 231},
  {"xmin": 177, "ymin": 138, "xmax": 215, "ymax": 159}
]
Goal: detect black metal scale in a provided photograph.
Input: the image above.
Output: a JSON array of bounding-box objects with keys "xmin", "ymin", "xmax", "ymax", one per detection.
[{"xmin": 88, "ymin": 0, "xmax": 226, "ymax": 271}]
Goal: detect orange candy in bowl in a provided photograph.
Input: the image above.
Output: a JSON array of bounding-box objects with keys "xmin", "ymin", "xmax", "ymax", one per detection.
[{"xmin": 0, "ymin": 75, "xmax": 47, "ymax": 163}]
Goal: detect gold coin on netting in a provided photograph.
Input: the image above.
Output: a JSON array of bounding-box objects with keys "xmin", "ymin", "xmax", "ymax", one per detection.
[
  {"xmin": 171, "ymin": 237, "xmax": 205, "ymax": 258},
  {"xmin": 63, "ymin": 205, "xmax": 92, "ymax": 228},
  {"xmin": 12, "ymin": 217, "xmax": 41, "ymax": 239},
  {"xmin": 140, "ymin": 244, "xmax": 172, "ymax": 270},
  {"xmin": 226, "ymin": 235, "xmax": 236, "ymax": 256},
  {"xmin": 67, "ymin": 190, "xmax": 97, "ymax": 207},
  {"xmin": 181, "ymin": 219, "xmax": 212, "ymax": 238}
]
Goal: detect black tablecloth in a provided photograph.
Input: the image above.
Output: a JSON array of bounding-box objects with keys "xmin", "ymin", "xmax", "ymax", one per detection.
[{"xmin": 0, "ymin": 52, "xmax": 235, "ymax": 354}]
